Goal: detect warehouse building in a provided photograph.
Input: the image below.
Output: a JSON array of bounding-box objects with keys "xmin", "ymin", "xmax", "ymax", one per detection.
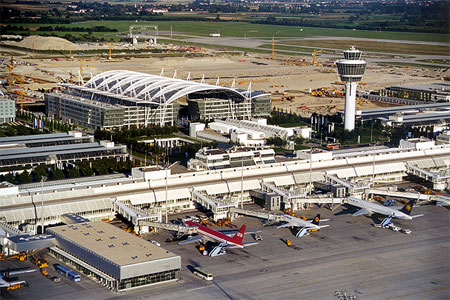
[
  {"xmin": 0, "ymin": 131, "xmax": 93, "ymax": 148},
  {"xmin": 47, "ymin": 221, "xmax": 181, "ymax": 291},
  {"xmin": 46, "ymin": 70, "xmax": 271, "ymax": 129},
  {"xmin": 0, "ymin": 139, "xmax": 128, "ymax": 169},
  {"xmin": 382, "ymin": 82, "xmax": 450, "ymax": 102}
]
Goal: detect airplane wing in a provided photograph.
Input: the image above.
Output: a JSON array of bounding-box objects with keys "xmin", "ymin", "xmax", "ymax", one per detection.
[
  {"xmin": 352, "ymin": 208, "xmax": 372, "ymax": 217},
  {"xmin": 178, "ymin": 235, "xmax": 203, "ymax": 245},
  {"xmin": 277, "ymin": 223, "xmax": 293, "ymax": 229},
  {"xmin": 226, "ymin": 242, "xmax": 259, "ymax": 249},
  {"xmin": 0, "ymin": 277, "xmax": 26, "ymax": 288},
  {"xmin": 220, "ymin": 229, "xmax": 261, "ymax": 237}
]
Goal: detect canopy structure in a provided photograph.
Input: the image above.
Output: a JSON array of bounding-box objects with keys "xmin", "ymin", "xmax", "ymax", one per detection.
[{"xmin": 85, "ymin": 70, "xmax": 250, "ymax": 106}]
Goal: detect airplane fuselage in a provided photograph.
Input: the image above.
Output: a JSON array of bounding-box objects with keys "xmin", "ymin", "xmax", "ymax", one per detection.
[
  {"xmin": 184, "ymin": 221, "xmax": 244, "ymax": 248},
  {"xmin": 347, "ymin": 197, "xmax": 412, "ymax": 220}
]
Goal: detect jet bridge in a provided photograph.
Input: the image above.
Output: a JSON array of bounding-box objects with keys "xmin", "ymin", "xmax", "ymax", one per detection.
[
  {"xmin": 263, "ymin": 183, "xmax": 344, "ymax": 210},
  {"xmin": 113, "ymin": 200, "xmax": 160, "ymax": 233},
  {"xmin": 192, "ymin": 191, "xmax": 237, "ymax": 221},
  {"xmin": 368, "ymin": 189, "xmax": 430, "ymax": 201},
  {"xmin": 326, "ymin": 174, "xmax": 369, "ymax": 195},
  {"xmin": 406, "ymin": 163, "xmax": 450, "ymax": 190},
  {"xmin": 230, "ymin": 207, "xmax": 284, "ymax": 223}
]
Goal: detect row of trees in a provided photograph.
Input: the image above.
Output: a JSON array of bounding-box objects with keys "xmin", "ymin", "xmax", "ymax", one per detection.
[
  {"xmin": 0, "ymin": 159, "xmax": 133, "ymax": 185},
  {"xmin": 37, "ymin": 25, "xmax": 118, "ymax": 32}
]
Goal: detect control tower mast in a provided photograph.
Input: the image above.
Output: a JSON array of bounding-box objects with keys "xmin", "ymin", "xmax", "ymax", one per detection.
[{"xmin": 336, "ymin": 46, "xmax": 367, "ymax": 131}]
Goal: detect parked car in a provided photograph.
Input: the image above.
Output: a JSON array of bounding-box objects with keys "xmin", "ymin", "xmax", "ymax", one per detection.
[
  {"xmin": 253, "ymin": 234, "xmax": 263, "ymax": 241},
  {"xmin": 51, "ymin": 276, "xmax": 61, "ymax": 283}
]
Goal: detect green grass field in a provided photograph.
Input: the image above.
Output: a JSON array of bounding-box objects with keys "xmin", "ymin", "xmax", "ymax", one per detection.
[
  {"xmin": 8, "ymin": 20, "xmax": 450, "ymax": 43},
  {"xmin": 280, "ymin": 39, "xmax": 450, "ymax": 56}
]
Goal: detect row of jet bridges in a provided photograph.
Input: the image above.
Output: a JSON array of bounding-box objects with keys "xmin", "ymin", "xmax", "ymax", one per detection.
[{"xmin": 113, "ymin": 182, "xmax": 450, "ymax": 235}]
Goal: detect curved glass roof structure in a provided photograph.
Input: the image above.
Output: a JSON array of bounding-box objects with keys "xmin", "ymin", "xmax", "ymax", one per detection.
[{"xmin": 85, "ymin": 70, "xmax": 250, "ymax": 105}]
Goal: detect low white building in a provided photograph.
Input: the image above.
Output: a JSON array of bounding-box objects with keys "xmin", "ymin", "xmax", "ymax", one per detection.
[
  {"xmin": 296, "ymin": 149, "xmax": 333, "ymax": 161},
  {"xmin": 188, "ymin": 146, "xmax": 276, "ymax": 170},
  {"xmin": 399, "ymin": 138, "xmax": 435, "ymax": 150}
]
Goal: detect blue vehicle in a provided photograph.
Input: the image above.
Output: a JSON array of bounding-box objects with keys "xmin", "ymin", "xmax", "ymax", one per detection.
[{"xmin": 55, "ymin": 264, "xmax": 81, "ymax": 282}]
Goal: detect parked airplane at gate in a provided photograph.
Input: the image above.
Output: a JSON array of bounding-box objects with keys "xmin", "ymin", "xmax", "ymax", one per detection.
[
  {"xmin": 434, "ymin": 195, "xmax": 450, "ymax": 207},
  {"xmin": 347, "ymin": 197, "xmax": 423, "ymax": 226},
  {"xmin": 179, "ymin": 221, "xmax": 257, "ymax": 256},
  {"xmin": 0, "ymin": 268, "xmax": 36, "ymax": 290},
  {"xmin": 277, "ymin": 214, "xmax": 329, "ymax": 237}
]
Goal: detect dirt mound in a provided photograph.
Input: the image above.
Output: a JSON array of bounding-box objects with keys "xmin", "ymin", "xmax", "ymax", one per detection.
[{"xmin": 16, "ymin": 35, "xmax": 81, "ymax": 51}]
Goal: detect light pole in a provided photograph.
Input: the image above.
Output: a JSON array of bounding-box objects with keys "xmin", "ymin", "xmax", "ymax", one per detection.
[{"xmin": 40, "ymin": 176, "xmax": 47, "ymax": 234}]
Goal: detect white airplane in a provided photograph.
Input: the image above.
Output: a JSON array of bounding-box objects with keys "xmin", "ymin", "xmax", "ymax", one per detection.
[
  {"xmin": 0, "ymin": 268, "xmax": 36, "ymax": 290},
  {"xmin": 434, "ymin": 195, "xmax": 450, "ymax": 207},
  {"xmin": 277, "ymin": 214, "xmax": 329, "ymax": 237},
  {"xmin": 347, "ymin": 197, "xmax": 423, "ymax": 226}
]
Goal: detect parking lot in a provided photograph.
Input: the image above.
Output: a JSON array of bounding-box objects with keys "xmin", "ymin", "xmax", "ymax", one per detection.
[{"xmin": 2, "ymin": 202, "xmax": 448, "ymax": 300}]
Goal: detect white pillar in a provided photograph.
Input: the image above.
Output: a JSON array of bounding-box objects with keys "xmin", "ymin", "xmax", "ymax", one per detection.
[{"xmin": 344, "ymin": 82, "xmax": 358, "ymax": 131}]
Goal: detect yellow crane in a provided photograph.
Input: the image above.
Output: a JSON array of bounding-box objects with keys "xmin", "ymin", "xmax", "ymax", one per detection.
[
  {"xmin": 312, "ymin": 49, "xmax": 323, "ymax": 66},
  {"xmin": 106, "ymin": 43, "xmax": 112, "ymax": 60},
  {"xmin": 6, "ymin": 52, "xmax": 15, "ymax": 92}
]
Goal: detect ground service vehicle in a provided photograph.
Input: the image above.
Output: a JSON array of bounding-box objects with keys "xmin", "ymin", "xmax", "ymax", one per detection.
[
  {"xmin": 55, "ymin": 264, "xmax": 81, "ymax": 282},
  {"xmin": 193, "ymin": 267, "xmax": 213, "ymax": 281}
]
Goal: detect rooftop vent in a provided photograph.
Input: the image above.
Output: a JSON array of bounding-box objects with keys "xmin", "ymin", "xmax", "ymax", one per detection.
[{"xmin": 108, "ymin": 244, "xmax": 115, "ymax": 248}]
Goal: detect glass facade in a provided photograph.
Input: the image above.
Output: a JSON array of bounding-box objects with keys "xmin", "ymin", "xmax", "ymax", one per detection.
[{"xmin": 118, "ymin": 269, "xmax": 178, "ymax": 290}]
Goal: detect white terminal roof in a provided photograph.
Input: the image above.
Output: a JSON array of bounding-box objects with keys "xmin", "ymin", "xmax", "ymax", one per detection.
[
  {"xmin": 84, "ymin": 70, "xmax": 256, "ymax": 106},
  {"xmin": 48, "ymin": 221, "xmax": 178, "ymax": 266}
]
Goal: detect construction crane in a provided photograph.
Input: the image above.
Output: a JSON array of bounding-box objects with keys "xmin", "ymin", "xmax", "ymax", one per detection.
[
  {"xmin": 312, "ymin": 49, "xmax": 323, "ymax": 66},
  {"xmin": 6, "ymin": 52, "xmax": 15, "ymax": 92},
  {"xmin": 105, "ymin": 43, "xmax": 112, "ymax": 60}
]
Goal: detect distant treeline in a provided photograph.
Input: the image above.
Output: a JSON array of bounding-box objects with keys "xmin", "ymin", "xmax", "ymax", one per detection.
[
  {"xmin": 37, "ymin": 26, "xmax": 118, "ymax": 32},
  {"xmin": 255, "ymin": 16, "xmax": 449, "ymax": 34}
]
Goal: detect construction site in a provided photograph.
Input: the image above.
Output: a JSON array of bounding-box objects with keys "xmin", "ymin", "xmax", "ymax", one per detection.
[{"xmin": 1, "ymin": 35, "xmax": 447, "ymax": 118}]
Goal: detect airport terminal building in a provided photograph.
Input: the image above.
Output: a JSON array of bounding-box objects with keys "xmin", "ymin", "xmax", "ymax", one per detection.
[
  {"xmin": 47, "ymin": 221, "xmax": 181, "ymax": 291},
  {"xmin": 46, "ymin": 70, "xmax": 271, "ymax": 129}
]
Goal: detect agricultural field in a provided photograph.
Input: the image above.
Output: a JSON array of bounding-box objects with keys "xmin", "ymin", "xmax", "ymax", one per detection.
[{"xmin": 6, "ymin": 20, "xmax": 450, "ymax": 43}]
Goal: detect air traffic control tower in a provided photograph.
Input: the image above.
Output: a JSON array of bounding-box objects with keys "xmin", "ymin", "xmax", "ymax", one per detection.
[{"xmin": 336, "ymin": 46, "xmax": 367, "ymax": 131}]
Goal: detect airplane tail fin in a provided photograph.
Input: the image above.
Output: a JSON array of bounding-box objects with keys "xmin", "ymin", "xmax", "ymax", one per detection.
[
  {"xmin": 312, "ymin": 214, "xmax": 321, "ymax": 225},
  {"xmin": 400, "ymin": 199, "xmax": 416, "ymax": 215},
  {"xmin": 230, "ymin": 225, "xmax": 246, "ymax": 245}
]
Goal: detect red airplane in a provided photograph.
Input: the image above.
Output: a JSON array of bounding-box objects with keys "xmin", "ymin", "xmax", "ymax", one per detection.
[{"xmin": 179, "ymin": 221, "xmax": 257, "ymax": 254}]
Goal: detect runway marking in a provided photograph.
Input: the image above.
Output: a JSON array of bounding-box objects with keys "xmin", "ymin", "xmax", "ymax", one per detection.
[{"xmin": 186, "ymin": 285, "xmax": 213, "ymax": 292}]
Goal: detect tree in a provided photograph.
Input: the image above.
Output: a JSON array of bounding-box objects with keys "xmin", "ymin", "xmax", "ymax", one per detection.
[
  {"xmin": 32, "ymin": 165, "xmax": 49, "ymax": 182},
  {"xmin": 51, "ymin": 168, "xmax": 65, "ymax": 180},
  {"xmin": 5, "ymin": 173, "xmax": 16, "ymax": 184},
  {"xmin": 68, "ymin": 167, "xmax": 80, "ymax": 178},
  {"xmin": 18, "ymin": 170, "xmax": 32, "ymax": 184}
]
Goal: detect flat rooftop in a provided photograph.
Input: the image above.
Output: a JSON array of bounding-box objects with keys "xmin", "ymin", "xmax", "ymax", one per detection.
[
  {"xmin": 48, "ymin": 221, "xmax": 178, "ymax": 267},
  {"xmin": 390, "ymin": 82, "xmax": 450, "ymax": 92},
  {"xmin": 357, "ymin": 102, "xmax": 450, "ymax": 117}
]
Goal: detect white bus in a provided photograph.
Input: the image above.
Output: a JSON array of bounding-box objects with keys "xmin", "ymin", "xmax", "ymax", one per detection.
[{"xmin": 193, "ymin": 267, "xmax": 213, "ymax": 281}]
